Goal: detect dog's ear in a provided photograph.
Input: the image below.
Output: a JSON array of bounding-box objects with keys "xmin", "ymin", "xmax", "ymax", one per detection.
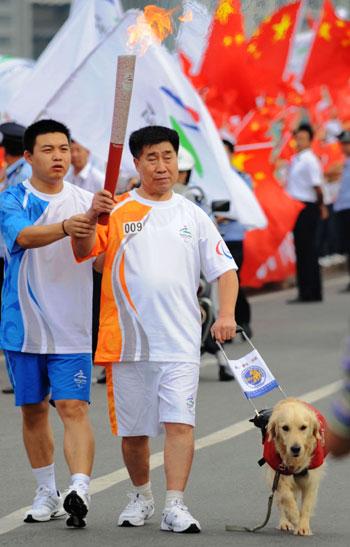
[
  {"xmin": 311, "ymin": 414, "xmax": 321, "ymax": 440},
  {"xmin": 267, "ymin": 417, "xmax": 278, "ymax": 441}
]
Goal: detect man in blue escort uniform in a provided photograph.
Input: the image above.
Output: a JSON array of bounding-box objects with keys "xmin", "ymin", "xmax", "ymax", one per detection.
[
  {"xmin": 334, "ymin": 130, "xmax": 350, "ymax": 293},
  {"xmin": 0, "ymin": 123, "xmax": 32, "ymax": 189},
  {"xmin": 0, "ymin": 122, "xmax": 32, "ymax": 394}
]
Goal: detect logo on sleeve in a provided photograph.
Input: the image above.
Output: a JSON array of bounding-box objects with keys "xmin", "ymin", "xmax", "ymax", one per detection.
[{"xmin": 216, "ymin": 239, "xmax": 233, "ymax": 259}]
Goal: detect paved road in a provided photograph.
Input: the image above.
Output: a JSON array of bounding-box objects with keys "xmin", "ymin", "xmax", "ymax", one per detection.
[{"xmin": 0, "ymin": 275, "xmax": 349, "ymax": 546}]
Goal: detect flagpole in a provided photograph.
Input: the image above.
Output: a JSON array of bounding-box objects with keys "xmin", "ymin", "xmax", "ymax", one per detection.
[{"xmin": 235, "ymin": 142, "xmax": 274, "ymax": 152}]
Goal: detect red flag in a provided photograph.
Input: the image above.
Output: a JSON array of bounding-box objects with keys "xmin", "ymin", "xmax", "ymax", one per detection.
[
  {"xmin": 329, "ymin": 85, "xmax": 350, "ymax": 126},
  {"xmin": 235, "ymin": 110, "xmax": 272, "ymax": 145},
  {"xmin": 313, "ymin": 139, "xmax": 344, "ymax": 174},
  {"xmin": 232, "ymin": 147, "xmax": 303, "ymax": 287},
  {"xmin": 245, "ymin": 2, "xmax": 301, "ymax": 96},
  {"xmin": 197, "ymin": 0, "xmax": 256, "ymax": 115},
  {"xmin": 302, "ymin": 0, "xmax": 350, "ymax": 90}
]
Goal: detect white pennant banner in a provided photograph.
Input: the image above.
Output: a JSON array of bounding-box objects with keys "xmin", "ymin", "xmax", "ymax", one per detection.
[{"xmin": 228, "ymin": 349, "xmax": 279, "ymax": 399}]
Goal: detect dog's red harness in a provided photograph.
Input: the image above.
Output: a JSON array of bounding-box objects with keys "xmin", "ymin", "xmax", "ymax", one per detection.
[{"xmin": 262, "ymin": 404, "xmax": 328, "ymax": 476}]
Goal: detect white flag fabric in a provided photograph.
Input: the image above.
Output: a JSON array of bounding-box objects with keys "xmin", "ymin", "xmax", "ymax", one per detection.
[
  {"xmin": 26, "ymin": 10, "xmax": 266, "ymax": 228},
  {"xmin": 70, "ymin": 0, "xmax": 123, "ymax": 31},
  {"xmin": 175, "ymin": 0, "xmax": 211, "ymax": 74},
  {"xmin": 6, "ymin": 0, "xmax": 122, "ymax": 126},
  {"xmin": 0, "ymin": 56, "xmax": 34, "ymax": 120},
  {"xmin": 228, "ymin": 349, "xmax": 279, "ymax": 399}
]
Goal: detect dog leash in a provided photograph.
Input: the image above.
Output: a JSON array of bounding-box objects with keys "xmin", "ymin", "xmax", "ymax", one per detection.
[{"xmin": 225, "ymin": 470, "xmax": 281, "ymax": 533}]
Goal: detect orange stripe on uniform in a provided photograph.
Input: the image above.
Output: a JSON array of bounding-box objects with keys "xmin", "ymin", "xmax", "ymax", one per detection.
[
  {"xmin": 119, "ymin": 252, "xmax": 137, "ymax": 313},
  {"xmin": 106, "ymin": 365, "xmax": 118, "ymax": 435}
]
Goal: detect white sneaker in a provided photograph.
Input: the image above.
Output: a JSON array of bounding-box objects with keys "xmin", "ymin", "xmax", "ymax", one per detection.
[
  {"xmin": 118, "ymin": 493, "xmax": 155, "ymax": 527},
  {"xmin": 63, "ymin": 485, "xmax": 90, "ymax": 528},
  {"xmin": 24, "ymin": 486, "xmax": 66, "ymax": 523},
  {"xmin": 161, "ymin": 500, "xmax": 201, "ymax": 533}
]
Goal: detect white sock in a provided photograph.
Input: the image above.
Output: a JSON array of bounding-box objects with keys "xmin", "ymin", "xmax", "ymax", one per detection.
[
  {"xmin": 165, "ymin": 490, "xmax": 184, "ymax": 508},
  {"xmin": 134, "ymin": 481, "xmax": 153, "ymax": 501},
  {"xmin": 71, "ymin": 473, "xmax": 90, "ymax": 494},
  {"xmin": 32, "ymin": 463, "xmax": 56, "ymax": 493}
]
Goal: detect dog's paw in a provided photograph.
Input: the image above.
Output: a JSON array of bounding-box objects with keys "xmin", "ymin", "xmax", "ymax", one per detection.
[
  {"xmin": 278, "ymin": 519, "xmax": 294, "ymax": 532},
  {"xmin": 295, "ymin": 523, "xmax": 313, "ymax": 536}
]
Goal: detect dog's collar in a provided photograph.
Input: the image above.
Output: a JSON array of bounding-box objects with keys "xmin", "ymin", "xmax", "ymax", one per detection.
[
  {"xmin": 293, "ymin": 468, "xmax": 309, "ymax": 478},
  {"xmin": 258, "ymin": 457, "xmax": 309, "ymax": 476}
]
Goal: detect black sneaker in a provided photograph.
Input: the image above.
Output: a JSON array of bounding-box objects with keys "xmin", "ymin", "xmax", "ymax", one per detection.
[{"xmin": 64, "ymin": 487, "xmax": 90, "ymax": 528}]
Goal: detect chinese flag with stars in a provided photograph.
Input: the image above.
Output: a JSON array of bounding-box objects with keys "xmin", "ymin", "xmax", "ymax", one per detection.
[
  {"xmin": 232, "ymin": 147, "xmax": 303, "ymax": 287},
  {"xmin": 198, "ymin": 0, "xmax": 256, "ymax": 115},
  {"xmin": 246, "ymin": 1, "xmax": 301, "ymax": 96},
  {"xmin": 302, "ymin": 0, "xmax": 350, "ymax": 90},
  {"xmin": 235, "ymin": 110, "xmax": 272, "ymax": 145}
]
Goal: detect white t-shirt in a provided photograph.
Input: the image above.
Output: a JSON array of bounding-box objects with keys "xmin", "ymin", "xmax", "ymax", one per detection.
[
  {"xmin": 81, "ymin": 190, "xmax": 238, "ymax": 365},
  {"xmin": 287, "ymin": 149, "xmax": 322, "ymax": 203},
  {"xmin": 0, "ymin": 180, "xmax": 93, "ymax": 354}
]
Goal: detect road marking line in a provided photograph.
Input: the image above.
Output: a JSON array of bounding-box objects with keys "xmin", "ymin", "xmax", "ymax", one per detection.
[{"xmin": 0, "ymin": 379, "xmax": 342, "ymax": 536}]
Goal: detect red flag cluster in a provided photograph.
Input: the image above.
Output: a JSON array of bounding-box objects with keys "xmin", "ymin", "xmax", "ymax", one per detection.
[{"xmin": 179, "ymin": 0, "xmax": 349, "ymax": 287}]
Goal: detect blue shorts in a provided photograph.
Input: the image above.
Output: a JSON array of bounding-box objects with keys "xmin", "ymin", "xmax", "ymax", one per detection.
[{"xmin": 4, "ymin": 351, "xmax": 92, "ymax": 407}]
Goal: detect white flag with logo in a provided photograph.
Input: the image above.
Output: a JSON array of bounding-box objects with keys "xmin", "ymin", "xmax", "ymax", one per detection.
[
  {"xmin": 7, "ymin": 0, "xmax": 123, "ymax": 126},
  {"xmin": 228, "ymin": 349, "xmax": 279, "ymax": 399}
]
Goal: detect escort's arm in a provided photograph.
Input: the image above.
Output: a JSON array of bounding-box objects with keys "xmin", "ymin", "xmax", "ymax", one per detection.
[
  {"xmin": 210, "ymin": 269, "xmax": 238, "ymax": 343},
  {"xmin": 72, "ymin": 190, "xmax": 114, "ymax": 259},
  {"xmin": 16, "ymin": 215, "xmax": 94, "ymax": 249}
]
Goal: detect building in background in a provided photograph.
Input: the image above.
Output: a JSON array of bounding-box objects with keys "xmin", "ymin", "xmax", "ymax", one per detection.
[
  {"xmin": 0, "ymin": 0, "xmax": 69, "ymax": 59},
  {"xmin": 0, "ymin": 0, "xmax": 348, "ymax": 60}
]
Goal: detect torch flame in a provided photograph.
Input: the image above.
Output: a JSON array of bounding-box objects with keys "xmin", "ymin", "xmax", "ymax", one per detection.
[
  {"xmin": 178, "ymin": 10, "xmax": 193, "ymax": 23},
  {"xmin": 127, "ymin": 4, "xmax": 193, "ymax": 54}
]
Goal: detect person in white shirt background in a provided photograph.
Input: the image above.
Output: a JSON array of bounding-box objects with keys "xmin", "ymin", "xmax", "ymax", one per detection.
[
  {"xmin": 66, "ymin": 140, "xmax": 104, "ymax": 194},
  {"xmin": 286, "ymin": 123, "xmax": 327, "ymax": 303}
]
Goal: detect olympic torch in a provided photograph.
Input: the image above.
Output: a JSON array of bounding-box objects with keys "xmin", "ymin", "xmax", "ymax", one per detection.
[{"xmin": 99, "ymin": 55, "xmax": 136, "ymax": 225}]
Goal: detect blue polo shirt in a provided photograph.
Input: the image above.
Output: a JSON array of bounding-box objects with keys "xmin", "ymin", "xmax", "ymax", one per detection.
[{"xmin": 334, "ymin": 159, "xmax": 350, "ymax": 212}]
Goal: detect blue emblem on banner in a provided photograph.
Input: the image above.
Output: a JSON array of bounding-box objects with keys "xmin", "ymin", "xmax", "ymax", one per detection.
[{"xmin": 242, "ymin": 366, "xmax": 266, "ymax": 387}]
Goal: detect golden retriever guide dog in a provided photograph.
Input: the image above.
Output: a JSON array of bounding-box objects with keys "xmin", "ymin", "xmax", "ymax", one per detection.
[{"xmin": 264, "ymin": 398, "xmax": 327, "ymax": 536}]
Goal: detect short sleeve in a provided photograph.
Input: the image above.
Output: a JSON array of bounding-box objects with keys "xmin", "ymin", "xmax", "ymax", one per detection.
[
  {"xmin": 74, "ymin": 223, "xmax": 109, "ymax": 263},
  {"xmin": 0, "ymin": 191, "xmax": 33, "ymax": 254},
  {"xmin": 197, "ymin": 208, "xmax": 238, "ymax": 283},
  {"xmin": 307, "ymin": 155, "xmax": 322, "ymax": 187}
]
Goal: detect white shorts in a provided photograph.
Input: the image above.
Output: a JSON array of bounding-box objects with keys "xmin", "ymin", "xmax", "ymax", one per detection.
[{"xmin": 105, "ymin": 361, "xmax": 200, "ymax": 437}]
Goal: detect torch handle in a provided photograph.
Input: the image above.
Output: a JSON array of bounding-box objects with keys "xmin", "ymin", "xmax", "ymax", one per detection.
[{"xmin": 99, "ymin": 143, "xmax": 123, "ymax": 226}]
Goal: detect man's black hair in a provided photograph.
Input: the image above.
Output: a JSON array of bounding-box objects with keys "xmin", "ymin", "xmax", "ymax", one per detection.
[
  {"xmin": 222, "ymin": 139, "xmax": 235, "ymax": 154},
  {"xmin": 129, "ymin": 126, "xmax": 179, "ymax": 159},
  {"xmin": 24, "ymin": 119, "xmax": 71, "ymax": 153},
  {"xmin": 295, "ymin": 123, "xmax": 314, "ymax": 141}
]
